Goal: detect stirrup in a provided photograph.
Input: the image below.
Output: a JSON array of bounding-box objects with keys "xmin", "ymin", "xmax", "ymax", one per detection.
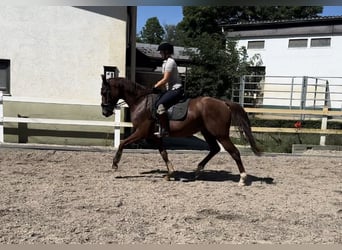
[{"xmin": 154, "ymin": 129, "xmax": 169, "ymax": 138}]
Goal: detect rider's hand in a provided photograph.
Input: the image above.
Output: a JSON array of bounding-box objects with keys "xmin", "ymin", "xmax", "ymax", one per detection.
[{"xmin": 152, "ymin": 87, "xmax": 160, "ymax": 94}]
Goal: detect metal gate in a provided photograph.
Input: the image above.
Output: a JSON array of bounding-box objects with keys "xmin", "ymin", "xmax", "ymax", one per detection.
[{"xmin": 232, "ymin": 75, "xmax": 342, "ymax": 112}]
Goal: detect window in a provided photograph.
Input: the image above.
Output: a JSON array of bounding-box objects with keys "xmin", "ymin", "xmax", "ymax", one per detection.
[
  {"xmin": 103, "ymin": 66, "xmax": 119, "ymax": 80},
  {"xmin": 310, "ymin": 38, "xmax": 331, "ymax": 47},
  {"xmin": 0, "ymin": 59, "xmax": 10, "ymax": 95},
  {"xmin": 288, "ymin": 39, "xmax": 308, "ymax": 48},
  {"xmin": 247, "ymin": 40, "xmax": 265, "ymax": 49}
]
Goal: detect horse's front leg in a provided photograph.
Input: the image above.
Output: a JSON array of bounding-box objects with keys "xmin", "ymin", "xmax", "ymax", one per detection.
[
  {"xmin": 152, "ymin": 137, "xmax": 175, "ymax": 180},
  {"xmin": 159, "ymin": 148, "xmax": 176, "ymax": 181},
  {"xmin": 112, "ymin": 148, "xmax": 122, "ymax": 170},
  {"xmin": 112, "ymin": 130, "xmax": 143, "ymax": 170}
]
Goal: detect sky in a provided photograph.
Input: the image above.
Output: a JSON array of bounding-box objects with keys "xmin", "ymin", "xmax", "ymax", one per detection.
[
  {"xmin": 137, "ymin": 6, "xmax": 342, "ymax": 33},
  {"xmin": 137, "ymin": 6, "xmax": 183, "ymax": 33}
]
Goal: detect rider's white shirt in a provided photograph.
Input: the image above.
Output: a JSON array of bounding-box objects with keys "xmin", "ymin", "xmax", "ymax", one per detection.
[{"xmin": 162, "ymin": 57, "xmax": 182, "ymax": 90}]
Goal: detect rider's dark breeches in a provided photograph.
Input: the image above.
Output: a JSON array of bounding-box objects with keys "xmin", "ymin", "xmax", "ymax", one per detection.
[{"xmin": 155, "ymin": 88, "xmax": 184, "ymax": 112}]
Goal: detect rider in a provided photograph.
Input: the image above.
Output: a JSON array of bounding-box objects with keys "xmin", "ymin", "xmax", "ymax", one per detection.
[{"xmin": 153, "ymin": 42, "xmax": 184, "ymax": 138}]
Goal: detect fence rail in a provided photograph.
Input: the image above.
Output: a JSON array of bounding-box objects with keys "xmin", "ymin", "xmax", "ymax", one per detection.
[
  {"xmin": 244, "ymin": 107, "xmax": 342, "ymax": 116},
  {"xmin": 0, "ymin": 91, "xmax": 132, "ymax": 148},
  {"xmin": 1, "ymin": 91, "xmax": 341, "ymax": 149},
  {"xmin": 245, "ymin": 106, "xmax": 342, "ymax": 146}
]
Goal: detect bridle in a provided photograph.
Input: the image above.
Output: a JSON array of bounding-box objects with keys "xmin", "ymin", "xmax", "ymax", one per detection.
[
  {"xmin": 101, "ymin": 78, "xmax": 155, "ymax": 111},
  {"xmin": 101, "ymin": 83, "xmax": 116, "ymax": 111}
]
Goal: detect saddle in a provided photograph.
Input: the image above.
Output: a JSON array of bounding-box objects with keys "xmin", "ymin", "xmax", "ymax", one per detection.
[{"xmin": 151, "ymin": 94, "xmax": 190, "ymax": 121}]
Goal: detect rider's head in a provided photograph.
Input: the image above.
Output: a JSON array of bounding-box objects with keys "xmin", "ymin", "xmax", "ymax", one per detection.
[{"xmin": 157, "ymin": 42, "xmax": 174, "ymax": 59}]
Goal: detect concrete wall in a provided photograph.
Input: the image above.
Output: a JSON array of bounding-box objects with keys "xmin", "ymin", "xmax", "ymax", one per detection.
[{"xmin": 0, "ymin": 6, "xmax": 127, "ymax": 104}]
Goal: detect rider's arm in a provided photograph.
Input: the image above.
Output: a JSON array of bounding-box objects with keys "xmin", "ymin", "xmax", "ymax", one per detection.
[{"xmin": 154, "ymin": 71, "xmax": 172, "ymax": 88}]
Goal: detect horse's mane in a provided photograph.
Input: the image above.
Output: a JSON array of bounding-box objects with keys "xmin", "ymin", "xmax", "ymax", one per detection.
[{"xmin": 111, "ymin": 77, "xmax": 149, "ymax": 95}]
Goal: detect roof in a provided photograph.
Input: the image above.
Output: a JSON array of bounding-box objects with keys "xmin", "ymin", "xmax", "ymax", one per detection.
[
  {"xmin": 221, "ymin": 16, "xmax": 342, "ymax": 38},
  {"xmin": 126, "ymin": 43, "xmax": 194, "ymax": 70},
  {"xmin": 221, "ymin": 16, "xmax": 342, "ymax": 30},
  {"xmin": 136, "ymin": 43, "xmax": 193, "ymax": 62}
]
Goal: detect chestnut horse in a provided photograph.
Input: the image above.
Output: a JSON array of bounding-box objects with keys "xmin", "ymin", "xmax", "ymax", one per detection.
[{"xmin": 101, "ymin": 76, "xmax": 261, "ymax": 185}]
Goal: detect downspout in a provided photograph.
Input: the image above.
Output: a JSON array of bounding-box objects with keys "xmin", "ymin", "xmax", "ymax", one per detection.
[
  {"xmin": 127, "ymin": 6, "xmax": 137, "ymax": 82},
  {"xmin": 125, "ymin": 7, "xmax": 137, "ymax": 137}
]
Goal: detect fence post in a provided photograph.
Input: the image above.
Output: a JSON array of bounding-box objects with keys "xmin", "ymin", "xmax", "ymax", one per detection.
[
  {"xmin": 114, "ymin": 106, "xmax": 121, "ymax": 148},
  {"xmin": 300, "ymin": 76, "xmax": 308, "ymax": 120},
  {"xmin": 290, "ymin": 77, "xmax": 295, "ymax": 108},
  {"xmin": 320, "ymin": 107, "xmax": 328, "ymax": 146},
  {"xmin": 239, "ymin": 76, "xmax": 245, "ymax": 107},
  {"xmin": 0, "ymin": 91, "xmax": 3, "ymax": 143},
  {"xmin": 320, "ymin": 81, "xmax": 331, "ymax": 146}
]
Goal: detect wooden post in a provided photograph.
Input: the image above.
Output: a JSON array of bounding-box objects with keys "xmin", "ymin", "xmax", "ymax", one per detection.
[
  {"xmin": 114, "ymin": 107, "xmax": 121, "ymax": 148},
  {"xmin": 0, "ymin": 91, "xmax": 3, "ymax": 143},
  {"xmin": 320, "ymin": 106, "xmax": 328, "ymax": 146},
  {"xmin": 320, "ymin": 80, "xmax": 330, "ymax": 146},
  {"xmin": 17, "ymin": 114, "xmax": 29, "ymax": 143}
]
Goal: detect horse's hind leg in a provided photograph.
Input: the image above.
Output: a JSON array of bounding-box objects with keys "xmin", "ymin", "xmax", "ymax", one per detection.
[
  {"xmin": 218, "ymin": 137, "xmax": 248, "ymax": 186},
  {"xmin": 195, "ymin": 130, "xmax": 221, "ymax": 179}
]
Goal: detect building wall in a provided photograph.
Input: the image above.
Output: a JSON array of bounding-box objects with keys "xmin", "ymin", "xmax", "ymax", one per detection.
[
  {"xmin": 0, "ymin": 6, "xmax": 129, "ymax": 145},
  {"xmin": 236, "ymin": 34, "xmax": 342, "ymax": 109},
  {"xmin": 240, "ymin": 35, "xmax": 342, "ymax": 77},
  {"xmin": 0, "ymin": 6, "xmax": 127, "ymax": 104}
]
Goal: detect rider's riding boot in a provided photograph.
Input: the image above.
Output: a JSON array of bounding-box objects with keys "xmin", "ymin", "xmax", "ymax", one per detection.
[{"xmin": 154, "ymin": 112, "xmax": 170, "ymax": 138}]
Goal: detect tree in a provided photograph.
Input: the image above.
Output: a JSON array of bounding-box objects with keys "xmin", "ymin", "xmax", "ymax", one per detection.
[
  {"xmin": 178, "ymin": 6, "xmax": 323, "ymax": 47},
  {"xmin": 139, "ymin": 17, "xmax": 165, "ymax": 44},
  {"xmin": 185, "ymin": 33, "xmax": 249, "ymax": 99},
  {"xmin": 163, "ymin": 24, "xmax": 184, "ymax": 45},
  {"xmin": 178, "ymin": 6, "xmax": 323, "ymax": 99}
]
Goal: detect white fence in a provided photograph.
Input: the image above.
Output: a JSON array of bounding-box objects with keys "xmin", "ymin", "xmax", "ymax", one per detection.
[
  {"xmin": 1, "ymin": 91, "xmax": 342, "ymax": 149},
  {"xmin": 0, "ymin": 91, "xmax": 132, "ymax": 148}
]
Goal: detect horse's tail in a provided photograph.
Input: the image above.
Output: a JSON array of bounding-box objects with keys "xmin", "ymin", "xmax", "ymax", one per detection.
[{"xmin": 225, "ymin": 100, "xmax": 262, "ymax": 156}]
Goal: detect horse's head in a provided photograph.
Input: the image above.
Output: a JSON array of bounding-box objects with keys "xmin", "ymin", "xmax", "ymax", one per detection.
[{"xmin": 101, "ymin": 75, "xmax": 120, "ymax": 117}]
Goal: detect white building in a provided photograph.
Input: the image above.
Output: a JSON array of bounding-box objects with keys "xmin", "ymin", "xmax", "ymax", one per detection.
[
  {"xmin": 0, "ymin": 6, "xmax": 137, "ymax": 145},
  {"xmin": 222, "ymin": 16, "xmax": 342, "ymax": 110}
]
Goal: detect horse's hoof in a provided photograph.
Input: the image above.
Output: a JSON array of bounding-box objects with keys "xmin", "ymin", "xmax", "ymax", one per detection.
[
  {"xmin": 194, "ymin": 171, "xmax": 201, "ymax": 180},
  {"xmin": 238, "ymin": 173, "xmax": 248, "ymax": 186},
  {"xmin": 238, "ymin": 181, "xmax": 246, "ymax": 186},
  {"xmin": 112, "ymin": 163, "xmax": 118, "ymax": 171},
  {"xmin": 194, "ymin": 166, "xmax": 204, "ymax": 179},
  {"xmin": 163, "ymin": 175, "xmax": 171, "ymax": 181}
]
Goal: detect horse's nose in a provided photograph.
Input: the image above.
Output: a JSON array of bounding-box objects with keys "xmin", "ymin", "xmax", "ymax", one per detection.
[
  {"xmin": 102, "ymin": 108, "xmax": 108, "ymax": 116},
  {"xmin": 102, "ymin": 109, "xmax": 113, "ymax": 117}
]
